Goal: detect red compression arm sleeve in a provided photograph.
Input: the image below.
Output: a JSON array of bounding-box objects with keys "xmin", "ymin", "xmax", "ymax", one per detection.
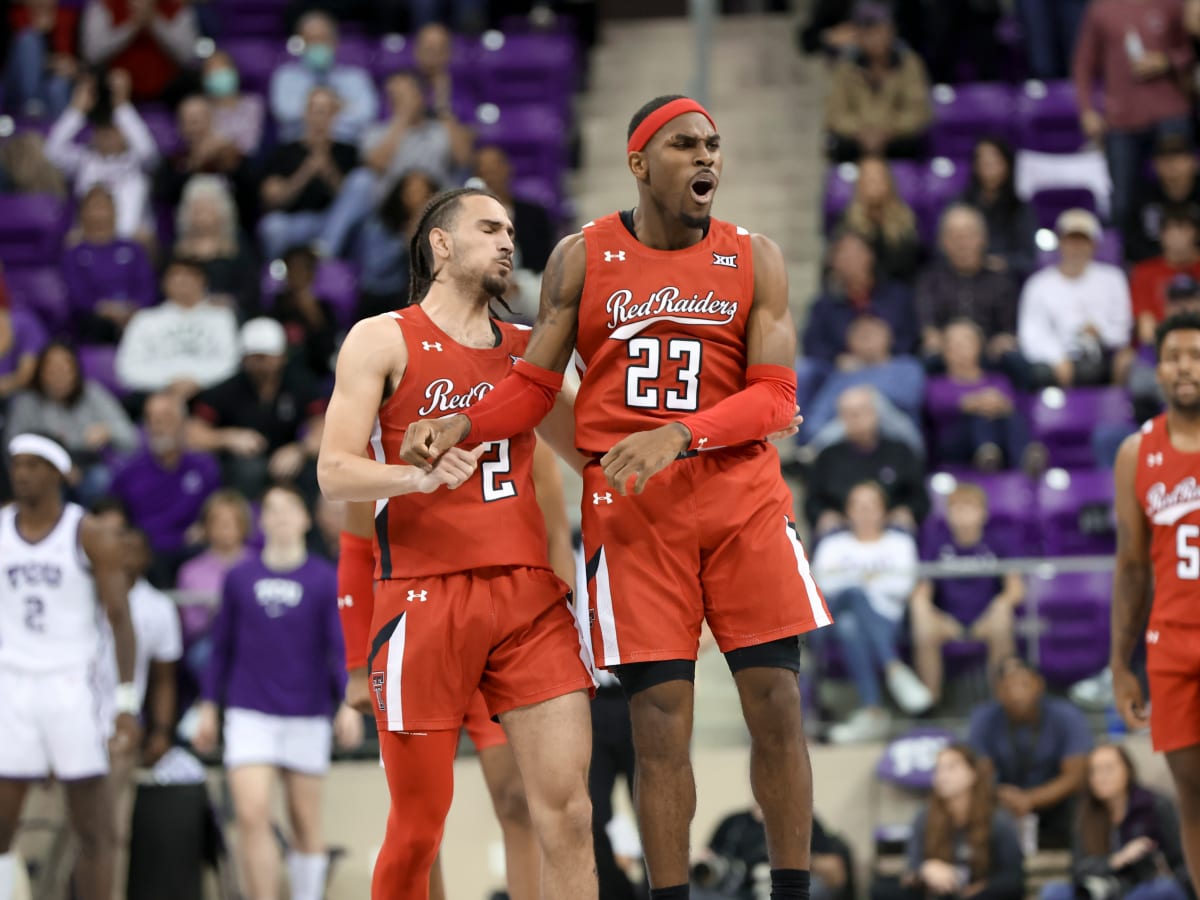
[
  {"xmin": 678, "ymin": 364, "xmax": 797, "ymax": 451},
  {"xmin": 465, "ymin": 359, "xmax": 564, "ymax": 444},
  {"xmin": 337, "ymin": 531, "xmax": 376, "ymax": 670}
]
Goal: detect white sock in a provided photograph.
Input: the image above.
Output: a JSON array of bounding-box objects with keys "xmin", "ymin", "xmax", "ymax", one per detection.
[
  {"xmin": 287, "ymin": 851, "xmax": 329, "ymax": 900},
  {"xmin": 0, "ymin": 853, "xmax": 15, "ymax": 900}
]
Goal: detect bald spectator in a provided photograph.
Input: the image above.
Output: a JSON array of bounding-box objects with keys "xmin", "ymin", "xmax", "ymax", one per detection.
[
  {"xmin": 187, "ymin": 318, "xmax": 327, "ymax": 501},
  {"xmin": 111, "ymin": 391, "xmax": 220, "ymax": 584},
  {"xmin": 80, "ymin": 0, "xmax": 199, "ymax": 104},
  {"xmin": 806, "ymin": 385, "xmax": 929, "ymax": 536},
  {"xmin": 1074, "ymin": 0, "xmax": 1193, "ymax": 230},
  {"xmin": 413, "ymin": 24, "xmax": 474, "ymax": 164},
  {"xmin": 917, "ymin": 204, "xmax": 1026, "ymax": 386},
  {"xmin": 156, "ymin": 94, "xmax": 252, "ymax": 211},
  {"xmin": 269, "ymin": 11, "xmax": 378, "ymax": 143},
  {"xmin": 1018, "ymin": 209, "xmax": 1134, "ymax": 388},
  {"xmin": 824, "ymin": 1, "xmax": 932, "ymax": 162},
  {"xmin": 258, "ymin": 87, "xmax": 358, "ymax": 260}
]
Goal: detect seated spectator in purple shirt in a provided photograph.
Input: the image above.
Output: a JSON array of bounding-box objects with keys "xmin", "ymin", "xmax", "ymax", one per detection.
[
  {"xmin": 909, "ymin": 483, "xmax": 1025, "ymax": 706},
  {"xmin": 111, "ymin": 390, "xmax": 220, "ymax": 584},
  {"xmin": 917, "ymin": 204, "xmax": 1027, "ymax": 389},
  {"xmin": 191, "ymin": 484, "xmax": 361, "ymax": 900},
  {"xmin": 62, "ymin": 184, "xmax": 156, "ymax": 344},
  {"xmin": 187, "ymin": 318, "xmax": 327, "ymax": 503},
  {"xmin": 176, "ymin": 488, "xmax": 253, "ymax": 606},
  {"xmin": 925, "ymin": 320, "xmax": 1033, "ymax": 472},
  {"xmin": 202, "ymin": 50, "xmax": 265, "ymax": 158},
  {"xmin": 800, "ymin": 315, "xmax": 925, "ymax": 442},
  {"xmin": 0, "ymin": 304, "xmax": 47, "ymax": 408},
  {"xmin": 174, "ymin": 174, "xmax": 260, "ymax": 315},
  {"xmin": 4, "ymin": 341, "xmax": 138, "ymax": 504},
  {"xmin": 799, "ymin": 230, "xmax": 917, "ymax": 411}
]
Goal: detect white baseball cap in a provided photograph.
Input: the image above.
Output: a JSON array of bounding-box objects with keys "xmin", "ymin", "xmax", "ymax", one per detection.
[
  {"xmin": 1055, "ymin": 208, "xmax": 1101, "ymax": 241},
  {"xmin": 240, "ymin": 317, "xmax": 287, "ymax": 357}
]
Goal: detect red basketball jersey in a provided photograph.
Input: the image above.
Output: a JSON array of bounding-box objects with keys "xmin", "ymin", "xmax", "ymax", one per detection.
[
  {"xmin": 574, "ymin": 213, "xmax": 756, "ymax": 455},
  {"xmin": 369, "ymin": 305, "xmax": 550, "ymax": 579},
  {"xmin": 1135, "ymin": 414, "xmax": 1200, "ymax": 627}
]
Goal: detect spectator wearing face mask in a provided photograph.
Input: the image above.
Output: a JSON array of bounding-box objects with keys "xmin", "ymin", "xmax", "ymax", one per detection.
[
  {"xmin": 201, "ymin": 49, "xmax": 264, "ymax": 157},
  {"xmin": 268, "ymin": 11, "xmax": 379, "ymax": 143}
]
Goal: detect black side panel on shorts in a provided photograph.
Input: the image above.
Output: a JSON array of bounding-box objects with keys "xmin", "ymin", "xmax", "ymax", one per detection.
[
  {"xmin": 375, "ymin": 504, "xmax": 392, "ymax": 580},
  {"xmin": 585, "ymin": 546, "xmax": 603, "ymax": 586},
  {"xmin": 611, "ymin": 659, "xmax": 697, "ymax": 700},
  {"xmin": 723, "ymin": 636, "xmax": 802, "ymax": 675},
  {"xmin": 367, "ymin": 612, "xmax": 404, "ymax": 673}
]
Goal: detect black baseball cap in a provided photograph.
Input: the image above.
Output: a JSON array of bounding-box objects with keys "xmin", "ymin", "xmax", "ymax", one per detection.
[{"xmin": 1154, "ymin": 132, "xmax": 1195, "ymax": 158}]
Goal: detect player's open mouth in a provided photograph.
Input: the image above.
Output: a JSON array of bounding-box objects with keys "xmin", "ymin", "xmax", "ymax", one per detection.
[{"xmin": 689, "ymin": 173, "xmax": 717, "ymax": 204}]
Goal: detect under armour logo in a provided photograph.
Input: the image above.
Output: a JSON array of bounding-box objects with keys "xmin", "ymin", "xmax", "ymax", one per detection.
[
  {"xmin": 697, "ymin": 437, "xmax": 708, "ymax": 448},
  {"xmin": 1147, "ymin": 630, "xmax": 1160, "ymax": 645},
  {"xmin": 593, "ymin": 492, "xmax": 613, "ymax": 505},
  {"xmin": 1147, "ymin": 452, "xmax": 1164, "ymax": 467},
  {"xmin": 712, "ymin": 252, "xmax": 738, "ymax": 268},
  {"xmin": 371, "ymin": 673, "xmax": 386, "ymax": 710},
  {"xmin": 337, "ymin": 594, "xmax": 353, "ymax": 609},
  {"xmin": 603, "ymin": 251, "xmax": 626, "ymax": 262},
  {"xmin": 406, "ymin": 590, "xmax": 428, "ymax": 602},
  {"xmin": 422, "ymin": 342, "xmax": 443, "ymax": 352}
]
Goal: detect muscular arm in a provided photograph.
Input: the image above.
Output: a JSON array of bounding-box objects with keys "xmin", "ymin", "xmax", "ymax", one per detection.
[
  {"xmin": 1110, "ymin": 433, "xmax": 1152, "ymax": 672},
  {"xmin": 318, "ymin": 317, "xmax": 432, "ymax": 501},
  {"xmin": 532, "ymin": 439, "xmax": 576, "ymax": 592},
  {"xmin": 82, "ymin": 519, "xmax": 135, "ymax": 684}
]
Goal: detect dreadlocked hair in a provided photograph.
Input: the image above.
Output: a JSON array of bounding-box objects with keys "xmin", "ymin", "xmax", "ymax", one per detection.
[{"xmin": 407, "ymin": 186, "xmax": 503, "ymax": 305}]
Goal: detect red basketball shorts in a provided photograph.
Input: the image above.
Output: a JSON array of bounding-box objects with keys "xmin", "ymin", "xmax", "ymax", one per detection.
[
  {"xmin": 1146, "ymin": 621, "xmax": 1200, "ymax": 753},
  {"xmin": 581, "ymin": 442, "xmax": 831, "ymax": 668},
  {"xmin": 368, "ymin": 566, "xmax": 594, "ymax": 734}
]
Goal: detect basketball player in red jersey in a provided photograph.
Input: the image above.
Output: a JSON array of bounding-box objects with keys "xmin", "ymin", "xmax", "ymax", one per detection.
[
  {"xmin": 401, "ymin": 95, "xmax": 831, "ymax": 900},
  {"xmin": 317, "ymin": 187, "xmax": 596, "ymax": 900},
  {"xmin": 337, "ymin": 439, "xmax": 577, "ymax": 899},
  {"xmin": 1112, "ymin": 311, "xmax": 1200, "ymax": 890}
]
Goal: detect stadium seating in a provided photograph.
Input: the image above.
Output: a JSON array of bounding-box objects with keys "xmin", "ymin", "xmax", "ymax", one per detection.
[
  {"xmin": 1018, "ymin": 571, "xmax": 1111, "ymax": 685},
  {"xmin": 0, "ymin": 194, "xmax": 68, "ymax": 267},
  {"xmin": 1026, "ymin": 386, "xmax": 1134, "ymax": 469},
  {"xmin": 1037, "ymin": 468, "xmax": 1117, "ymax": 557},
  {"xmin": 3, "ymin": 266, "xmax": 70, "ymax": 333}
]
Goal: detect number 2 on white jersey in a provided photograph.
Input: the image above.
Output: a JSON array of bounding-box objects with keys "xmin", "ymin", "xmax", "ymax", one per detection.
[
  {"xmin": 1178, "ymin": 524, "xmax": 1200, "ymax": 580},
  {"xmin": 626, "ymin": 337, "xmax": 702, "ymax": 411},
  {"xmin": 480, "ymin": 439, "xmax": 517, "ymax": 502}
]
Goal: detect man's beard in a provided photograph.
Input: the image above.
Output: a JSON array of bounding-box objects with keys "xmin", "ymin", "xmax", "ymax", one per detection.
[
  {"xmin": 679, "ymin": 211, "xmax": 710, "ymax": 230},
  {"xmin": 1167, "ymin": 388, "xmax": 1200, "ymax": 417},
  {"xmin": 481, "ymin": 272, "xmax": 509, "ymax": 299}
]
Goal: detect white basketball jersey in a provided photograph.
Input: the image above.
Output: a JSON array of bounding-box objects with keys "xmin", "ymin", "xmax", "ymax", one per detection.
[{"xmin": 0, "ymin": 503, "xmax": 102, "ymax": 672}]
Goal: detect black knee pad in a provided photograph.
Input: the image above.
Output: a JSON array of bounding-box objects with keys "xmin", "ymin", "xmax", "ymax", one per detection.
[
  {"xmin": 723, "ymin": 635, "xmax": 802, "ymax": 675},
  {"xmin": 610, "ymin": 659, "xmax": 696, "ymax": 701}
]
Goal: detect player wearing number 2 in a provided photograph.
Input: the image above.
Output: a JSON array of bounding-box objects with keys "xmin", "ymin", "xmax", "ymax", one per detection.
[
  {"xmin": 1112, "ymin": 311, "xmax": 1200, "ymax": 893},
  {"xmin": 0, "ymin": 434, "xmax": 138, "ymax": 900},
  {"xmin": 317, "ymin": 187, "xmax": 596, "ymax": 900},
  {"xmin": 401, "ymin": 95, "xmax": 830, "ymax": 900}
]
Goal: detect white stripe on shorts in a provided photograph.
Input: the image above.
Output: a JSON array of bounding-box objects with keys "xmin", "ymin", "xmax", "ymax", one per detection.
[
  {"xmin": 385, "ymin": 613, "xmax": 407, "ymax": 732},
  {"xmin": 785, "ymin": 516, "xmax": 831, "ymax": 627},
  {"xmin": 593, "ymin": 547, "xmax": 622, "ymax": 667}
]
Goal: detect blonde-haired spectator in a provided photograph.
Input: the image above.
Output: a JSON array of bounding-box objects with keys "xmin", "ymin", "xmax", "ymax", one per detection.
[
  {"xmin": 175, "ymin": 174, "xmax": 259, "ymax": 313},
  {"xmin": 840, "ymin": 156, "xmax": 923, "ymax": 283}
]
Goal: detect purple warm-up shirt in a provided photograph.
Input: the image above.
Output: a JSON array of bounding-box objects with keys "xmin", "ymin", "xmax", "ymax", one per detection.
[
  {"xmin": 921, "ymin": 520, "xmax": 1017, "ymax": 625},
  {"xmin": 111, "ymin": 448, "xmax": 220, "ymax": 553},
  {"xmin": 201, "ymin": 554, "xmax": 346, "ymax": 718},
  {"xmin": 924, "ymin": 372, "xmax": 1016, "ymax": 449},
  {"xmin": 62, "ymin": 239, "xmax": 156, "ymax": 319},
  {"xmin": 0, "ymin": 309, "xmax": 47, "ymax": 377}
]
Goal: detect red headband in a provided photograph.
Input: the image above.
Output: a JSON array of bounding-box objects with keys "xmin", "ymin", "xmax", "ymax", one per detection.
[{"xmin": 626, "ymin": 98, "xmax": 717, "ymax": 154}]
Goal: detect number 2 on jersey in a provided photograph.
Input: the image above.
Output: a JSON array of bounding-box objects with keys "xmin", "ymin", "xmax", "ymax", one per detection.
[
  {"xmin": 24, "ymin": 596, "xmax": 45, "ymax": 633},
  {"xmin": 1179, "ymin": 524, "xmax": 1200, "ymax": 580},
  {"xmin": 626, "ymin": 337, "xmax": 702, "ymax": 411},
  {"xmin": 480, "ymin": 439, "xmax": 517, "ymax": 502}
]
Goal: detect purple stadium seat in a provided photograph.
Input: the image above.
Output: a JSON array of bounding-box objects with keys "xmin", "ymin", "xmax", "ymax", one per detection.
[
  {"xmin": 1035, "ymin": 227, "xmax": 1124, "ymax": 269},
  {"xmin": 337, "ymin": 34, "xmax": 379, "ymax": 71},
  {"xmin": 1037, "ymin": 467, "xmax": 1116, "ymax": 556},
  {"xmin": 823, "ymin": 161, "xmax": 923, "ymax": 236},
  {"xmin": 221, "ymin": 38, "xmax": 294, "ymax": 94},
  {"xmin": 78, "ymin": 344, "xmax": 125, "ymax": 397},
  {"xmin": 1019, "ymin": 571, "xmax": 1110, "ymax": 685},
  {"xmin": 929, "ymin": 83, "xmax": 1017, "ymax": 161},
  {"xmin": 1016, "ymin": 80, "xmax": 1087, "ymax": 154},
  {"xmin": 210, "ymin": 0, "xmax": 290, "ymax": 38},
  {"xmin": 3, "ymin": 266, "xmax": 69, "ymax": 331},
  {"xmin": 0, "ymin": 194, "xmax": 67, "ymax": 267},
  {"xmin": 1030, "ymin": 187, "xmax": 1097, "ymax": 230},
  {"xmin": 1028, "ymin": 386, "xmax": 1134, "ymax": 468},
  {"xmin": 261, "ymin": 259, "xmax": 359, "ymax": 330},
  {"xmin": 474, "ymin": 32, "xmax": 577, "ymax": 112},
  {"xmin": 917, "ymin": 158, "xmax": 972, "ymax": 244},
  {"xmin": 137, "ymin": 105, "xmax": 182, "ymax": 156},
  {"xmin": 474, "ymin": 104, "xmax": 568, "ymax": 185},
  {"xmin": 923, "ymin": 470, "xmax": 1040, "ymax": 556}
]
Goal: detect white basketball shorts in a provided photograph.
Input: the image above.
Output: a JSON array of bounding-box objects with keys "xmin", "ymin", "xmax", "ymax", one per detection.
[
  {"xmin": 0, "ymin": 666, "xmax": 109, "ymax": 780},
  {"xmin": 222, "ymin": 708, "xmax": 332, "ymax": 775}
]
